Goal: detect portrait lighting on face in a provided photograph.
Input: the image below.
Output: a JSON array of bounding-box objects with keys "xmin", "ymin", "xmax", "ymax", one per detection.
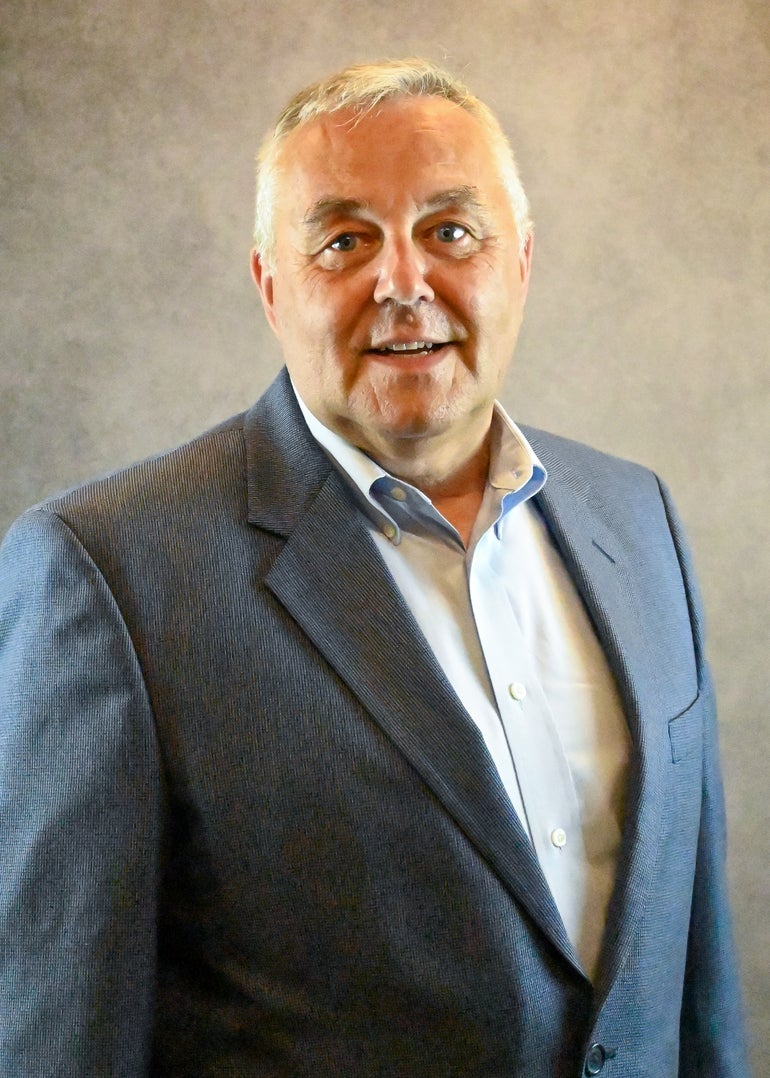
[{"xmin": 251, "ymin": 92, "xmax": 532, "ymax": 496}]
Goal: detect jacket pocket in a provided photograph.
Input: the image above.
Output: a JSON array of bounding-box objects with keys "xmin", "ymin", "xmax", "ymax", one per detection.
[{"xmin": 667, "ymin": 694, "xmax": 703, "ymax": 764}]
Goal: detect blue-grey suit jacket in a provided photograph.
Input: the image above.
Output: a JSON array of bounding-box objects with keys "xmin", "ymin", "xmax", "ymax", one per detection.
[{"xmin": 0, "ymin": 369, "xmax": 748, "ymax": 1076}]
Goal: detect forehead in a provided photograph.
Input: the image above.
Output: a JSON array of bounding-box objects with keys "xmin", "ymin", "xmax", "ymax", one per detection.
[{"xmin": 273, "ymin": 96, "xmax": 508, "ymax": 221}]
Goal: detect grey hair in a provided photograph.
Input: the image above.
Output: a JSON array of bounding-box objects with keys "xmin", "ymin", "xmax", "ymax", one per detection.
[{"xmin": 253, "ymin": 58, "xmax": 532, "ymax": 268}]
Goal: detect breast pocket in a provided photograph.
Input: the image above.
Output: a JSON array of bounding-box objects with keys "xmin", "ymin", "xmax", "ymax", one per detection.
[
  {"xmin": 659, "ymin": 693, "xmax": 706, "ymax": 874},
  {"xmin": 667, "ymin": 693, "xmax": 704, "ymax": 765}
]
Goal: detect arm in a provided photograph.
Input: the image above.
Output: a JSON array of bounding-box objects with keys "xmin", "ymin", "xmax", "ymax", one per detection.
[
  {"xmin": 679, "ymin": 666, "xmax": 751, "ymax": 1076},
  {"xmin": 657, "ymin": 482, "xmax": 750, "ymax": 1076},
  {"xmin": 0, "ymin": 509, "xmax": 163, "ymax": 1077}
]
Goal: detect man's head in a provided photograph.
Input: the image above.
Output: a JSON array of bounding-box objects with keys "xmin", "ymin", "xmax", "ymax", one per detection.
[{"xmin": 250, "ymin": 59, "xmax": 534, "ymax": 485}]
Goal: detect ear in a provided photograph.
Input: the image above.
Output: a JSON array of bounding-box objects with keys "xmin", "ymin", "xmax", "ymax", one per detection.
[
  {"xmin": 518, "ymin": 232, "xmax": 534, "ymax": 304},
  {"xmin": 250, "ymin": 248, "xmax": 278, "ymax": 333}
]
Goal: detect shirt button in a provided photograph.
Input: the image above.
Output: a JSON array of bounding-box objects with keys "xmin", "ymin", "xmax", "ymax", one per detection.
[
  {"xmin": 382, "ymin": 523, "xmax": 397, "ymax": 541},
  {"xmin": 390, "ymin": 486, "xmax": 407, "ymax": 501},
  {"xmin": 508, "ymin": 681, "xmax": 527, "ymax": 701},
  {"xmin": 550, "ymin": 827, "xmax": 567, "ymax": 849}
]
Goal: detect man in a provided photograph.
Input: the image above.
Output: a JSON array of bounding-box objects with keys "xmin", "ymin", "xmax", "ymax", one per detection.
[{"xmin": 0, "ymin": 59, "xmax": 747, "ymax": 1076}]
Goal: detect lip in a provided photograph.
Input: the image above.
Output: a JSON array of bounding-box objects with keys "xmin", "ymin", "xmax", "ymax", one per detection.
[
  {"xmin": 363, "ymin": 343, "xmax": 455, "ymax": 374},
  {"xmin": 365, "ymin": 340, "xmax": 454, "ymax": 368}
]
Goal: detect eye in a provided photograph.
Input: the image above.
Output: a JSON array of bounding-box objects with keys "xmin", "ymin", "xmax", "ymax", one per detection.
[
  {"xmin": 328, "ymin": 233, "xmax": 357, "ymax": 252},
  {"xmin": 435, "ymin": 223, "xmax": 469, "ymax": 244},
  {"xmin": 316, "ymin": 229, "xmax": 376, "ymax": 270}
]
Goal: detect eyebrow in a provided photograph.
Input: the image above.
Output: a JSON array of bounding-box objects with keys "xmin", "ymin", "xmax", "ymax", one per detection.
[
  {"xmin": 420, "ymin": 185, "xmax": 486, "ymax": 217},
  {"xmin": 302, "ymin": 198, "xmax": 371, "ymax": 232},
  {"xmin": 301, "ymin": 186, "xmax": 491, "ymax": 234},
  {"xmin": 425, "ymin": 185, "xmax": 497, "ymax": 233}
]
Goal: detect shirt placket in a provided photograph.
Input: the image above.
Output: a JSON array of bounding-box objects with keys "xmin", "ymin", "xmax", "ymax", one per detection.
[{"xmin": 468, "ymin": 525, "xmax": 589, "ymax": 954}]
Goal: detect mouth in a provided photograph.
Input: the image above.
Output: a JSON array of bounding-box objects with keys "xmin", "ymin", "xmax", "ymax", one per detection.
[{"xmin": 368, "ymin": 340, "xmax": 450, "ymax": 358}]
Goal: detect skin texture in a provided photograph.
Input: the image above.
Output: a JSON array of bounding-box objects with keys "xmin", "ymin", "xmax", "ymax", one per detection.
[{"xmin": 251, "ymin": 96, "xmax": 533, "ymax": 536}]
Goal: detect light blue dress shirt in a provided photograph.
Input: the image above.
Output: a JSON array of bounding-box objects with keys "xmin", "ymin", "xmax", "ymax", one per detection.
[{"xmin": 295, "ymin": 390, "xmax": 631, "ymax": 979}]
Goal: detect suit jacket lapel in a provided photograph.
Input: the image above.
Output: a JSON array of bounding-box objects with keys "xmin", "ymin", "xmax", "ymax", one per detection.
[
  {"xmin": 243, "ymin": 373, "xmax": 583, "ymax": 973},
  {"xmin": 527, "ymin": 430, "xmax": 673, "ymax": 998}
]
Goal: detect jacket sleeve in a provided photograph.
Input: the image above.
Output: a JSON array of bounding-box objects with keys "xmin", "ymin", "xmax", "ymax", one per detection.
[
  {"xmin": 657, "ymin": 482, "xmax": 750, "ymax": 1076},
  {"xmin": 0, "ymin": 509, "xmax": 163, "ymax": 1077}
]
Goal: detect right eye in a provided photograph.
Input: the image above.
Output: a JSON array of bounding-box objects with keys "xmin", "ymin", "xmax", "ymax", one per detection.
[{"xmin": 316, "ymin": 230, "xmax": 376, "ymax": 270}]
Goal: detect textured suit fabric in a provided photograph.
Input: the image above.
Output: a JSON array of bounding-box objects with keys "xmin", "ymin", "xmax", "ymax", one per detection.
[{"xmin": 0, "ymin": 369, "xmax": 747, "ymax": 1076}]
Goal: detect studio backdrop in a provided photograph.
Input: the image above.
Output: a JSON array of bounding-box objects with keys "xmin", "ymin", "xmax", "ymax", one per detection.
[{"xmin": 2, "ymin": 1, "xmax": 768, "ymax": 1070}]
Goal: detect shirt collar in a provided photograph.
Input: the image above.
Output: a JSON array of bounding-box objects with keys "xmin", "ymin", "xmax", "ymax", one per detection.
[{"xmin": 292, "ymin": 379, "xmax": 546, "ymax": 543}]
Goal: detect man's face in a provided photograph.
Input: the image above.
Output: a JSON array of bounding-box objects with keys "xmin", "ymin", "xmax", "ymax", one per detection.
[{"xmin": 252, "ymin": 96, "xmax": 532, "ymax": 466}]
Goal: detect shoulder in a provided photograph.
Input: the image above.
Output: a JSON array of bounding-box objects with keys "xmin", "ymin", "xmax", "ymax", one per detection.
[
  {"xmin": 0, "ymin": 412, "xmax": 252, "ymax": 589},
  {"xmin": 520, "ymin": 423, "xmax": 694, "ymax": 578},
  {"xmin": 11, "ymin": 367, "xmax": 317, "ymax": 545},
  {"xmin": 521, "ymin": 424, "xmax": 658, "ymax": 488},
  {"xmin": 521, "ymin": 423, "xmax": 673, "ymax": 521},
  {"xmin": 41, "ymin": 411, "xmax": 248, "ymax": 524}
]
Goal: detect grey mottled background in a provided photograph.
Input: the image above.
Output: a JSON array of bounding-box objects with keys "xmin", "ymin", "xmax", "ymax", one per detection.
[{"xmin": 2, "ymin": 0, "xmax": 768, "ymax": 1069}]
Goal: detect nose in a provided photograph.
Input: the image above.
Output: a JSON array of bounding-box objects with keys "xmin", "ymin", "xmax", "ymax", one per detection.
[{"xmin": 373, "ymin": 238, "xmax": 435, "ymax": 306}]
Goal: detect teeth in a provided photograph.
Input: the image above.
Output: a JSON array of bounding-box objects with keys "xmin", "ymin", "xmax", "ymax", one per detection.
[
  {"xmin": 381, "ymin": 341, "xmax": 435, "ymax": 353},
  {"xmin": 391, "ymin": 341, "xmax": 429, "ymax": 351}
]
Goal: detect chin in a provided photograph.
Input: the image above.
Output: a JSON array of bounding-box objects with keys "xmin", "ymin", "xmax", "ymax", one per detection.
[{"xmin": 367, "ymin": 408, "xmax": 458, "ymax": 443}]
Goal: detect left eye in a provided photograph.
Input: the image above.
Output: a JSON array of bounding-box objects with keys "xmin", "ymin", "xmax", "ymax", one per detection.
[
  {"xmin": 435, "ymin": 224, "xmax": 468, "ymax": 243},
  {"xmin": 329, "ymin": 233, "xmax": 357, "ymax": 252}
]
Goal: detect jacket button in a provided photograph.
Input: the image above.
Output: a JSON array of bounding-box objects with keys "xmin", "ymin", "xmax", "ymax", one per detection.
[{"xmin": 584, "ymin": 1043, "xmax": 606, "ymax": 1075}]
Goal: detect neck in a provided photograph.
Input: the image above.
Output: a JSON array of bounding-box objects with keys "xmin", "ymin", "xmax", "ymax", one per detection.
[
  {"xmin": 429, "ymin": 480, "xmax": 487, "ymax": 549},
  {"xmin": 307, "ymin": 394, "xmax": 497, "ymax": 547},
  {"xmin": 378, "ymin": 432, "xmax": 491, "ymax": 548}
]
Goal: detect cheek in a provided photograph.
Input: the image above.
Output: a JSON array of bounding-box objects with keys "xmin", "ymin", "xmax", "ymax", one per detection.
[
  {"xmin": 272, "ymin": 289, "xmax": 326, "ymax": 358},
  {"xmin": 437, "ymin": 259, "xmax": 515, "ymax": 318},
  {"xmin": 477, "ymin": 266, "xmax": 526, "ymax": 336},
  {"xmin": 278, "ymin": 274, "xmax": 364, "ymax": 340}
]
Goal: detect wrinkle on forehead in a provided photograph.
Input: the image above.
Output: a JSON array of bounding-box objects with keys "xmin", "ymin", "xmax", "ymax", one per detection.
[
  {"xmin": 302, "ymin": 187, "xmax": 494, "ymax": 232},
  {"xmin": 276, "ymin": 98, "xmax": 515, "ymax": 239},
  {"xmin": 285, "ymin": 98, "xmax": 483, "ymax": 164}
]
